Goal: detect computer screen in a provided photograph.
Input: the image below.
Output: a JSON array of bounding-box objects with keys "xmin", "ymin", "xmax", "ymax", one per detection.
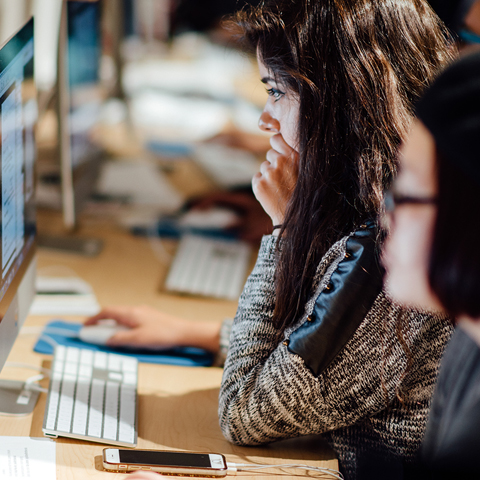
[{"xmin": 0, "ymin": 18, "xmax": 38, "ymax": 414}]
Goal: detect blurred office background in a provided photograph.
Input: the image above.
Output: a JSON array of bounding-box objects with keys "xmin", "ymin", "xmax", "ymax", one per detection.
[{"xmin": 0, "ymin": 0, "xmax": 269, "ymax": 238}]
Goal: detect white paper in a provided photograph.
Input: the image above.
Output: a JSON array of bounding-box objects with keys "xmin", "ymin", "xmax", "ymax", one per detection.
[{"xmin": 0, "ymin": 437, "xmax": 56, "ymax": 479}]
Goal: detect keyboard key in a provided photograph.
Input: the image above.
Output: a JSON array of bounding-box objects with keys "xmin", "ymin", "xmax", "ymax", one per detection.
[
  {"xmin": 108, "ymin": 372, "xmax": 123, "ymax": 382},
  {"xmin": 123, "ymin": 372, "xmax": 137, "ymax": 385},
  {"xmin": 64, "ymin": 362, "xmax": 78, "ymax": 376},
  {"xmin": 88, "ymin": 379, "xmax": 105, "ymax": 438},
  {"xmin": 108, "ymin": 355, "xmax": 122, "ymax": 372},
  {"xmin": 80, "ymin": 349, "xmax": 94, "ymax": 365},
  {"xmin": 66, "ymin": 347, "xmax": 80, "ymax": 363},
  {"xmin": 57, "ymin": 375, "xmax": 76, "ymax": 432},
  {"xmin": 78, "ymin": 364, "xmax": 93, "ymax": 378},
  {"xmin": 119, "ymin": 384, "xmax": 136, "ymax": 444},
  {"xmin": 122, "ymin": 358, "xmax": 137, "ymax": 373},
  {"xmin": 72, "ymin": 378, "xmax": 91, "ymax": 435},
  {"xmin": 94, "ymin": 352, "xmax": 108, "ymax": 369},
  {"xmin": 45, "ymin": 373, "xmax": 62, "ymax": 430},
  {"xmin": 103, "ymin": 381, "xmax": 120, "ymax": 440},
  {"xmin": 55, "ymin": 345, "xmax": 66, "ymax": 361}
]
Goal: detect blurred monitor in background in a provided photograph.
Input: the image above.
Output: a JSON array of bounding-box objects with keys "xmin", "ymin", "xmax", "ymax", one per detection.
[{"xmin": 36, "ymin": 0, "xmax": 104, "ymax": 255}]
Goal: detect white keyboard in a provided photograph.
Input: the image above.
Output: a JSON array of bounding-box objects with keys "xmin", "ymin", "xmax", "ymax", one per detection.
[
  {"xmin": 43, "ymin": 345, "xmax": 138, "ymax": 447},
  {"xmin": 165, "ymin": 234, "xmax": 251, "ymax": 300}
]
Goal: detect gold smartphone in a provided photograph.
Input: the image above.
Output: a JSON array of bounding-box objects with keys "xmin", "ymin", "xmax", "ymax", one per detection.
[{"xmin": 102, "ymin": 448, "xmax": 228, "ymax": 477}]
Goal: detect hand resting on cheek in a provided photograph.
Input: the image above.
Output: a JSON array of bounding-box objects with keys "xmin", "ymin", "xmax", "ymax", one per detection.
[{"xmin": 252, "ymin": 133, "xmax": 299, "ymax": 226}]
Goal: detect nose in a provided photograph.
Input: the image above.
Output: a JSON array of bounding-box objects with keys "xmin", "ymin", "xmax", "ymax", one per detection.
[{"xmin": 258, "ymin": 110, "xmax": 280, "ymax": 133}]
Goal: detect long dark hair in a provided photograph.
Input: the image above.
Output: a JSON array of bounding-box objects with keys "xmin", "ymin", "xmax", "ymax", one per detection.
[
  {"xmin": 429, "ymin": 149, "xmax": 480, "ymax": 319},
  {"xmin": 234, "ymin": 0, "xmax": 455, "ymax": 331}
]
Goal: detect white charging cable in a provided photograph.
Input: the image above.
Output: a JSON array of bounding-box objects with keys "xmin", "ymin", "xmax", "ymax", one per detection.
[
  {"xmin": 20, "ymin": 325, "xmax": 79, "ymax": 350},
  {"xmin": 226, "ymin": 462, "xmax": 344, "ymax": 479},
  {"xmin": 4, "ymin": 362, "xmax": 52, "ymax": 394}
]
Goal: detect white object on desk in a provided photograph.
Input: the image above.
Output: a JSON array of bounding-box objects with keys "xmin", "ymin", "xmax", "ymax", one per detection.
[
  {"xmin": 192, "ymin": 143, "xmax": 260, "ymax": 188},
  {"xmin": 31, "ymin": 276, "xmax": 101, "ymax": 316},
  {"xmin": 96, "ymin": 159, "xmax": 183, "ymax": 212},
  {"xmin": 43, "ymin": 345, "xmax": 138, "ymax": 447},
  {"xmin": 78, "ymin": 322, "xmax": 129, "ymax": 346},
  {"xmin": 165, "ymin": 234, "xmax": 251, "ymax": 300},
  {"xmin": 178, "ymin": 207, "xmax": 239, "ymax": 230},
  {"xmin": 130, "ymin": 91, "xmax": 230, "ymax": 142},
  {"xmin": 0, "ymin": 436, "xmax": 56, "ymax": 479}
]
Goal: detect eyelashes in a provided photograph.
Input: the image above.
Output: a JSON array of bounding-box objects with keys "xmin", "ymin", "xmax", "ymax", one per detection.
[{"xmin": 266, "ymin": 87, "xmax": 285, "ymax": 100}]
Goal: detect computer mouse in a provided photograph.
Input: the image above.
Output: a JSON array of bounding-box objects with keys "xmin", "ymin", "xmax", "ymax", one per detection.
[{"xmin": 78, "ymin": 322, "xmax": 129, "ymax": 346}]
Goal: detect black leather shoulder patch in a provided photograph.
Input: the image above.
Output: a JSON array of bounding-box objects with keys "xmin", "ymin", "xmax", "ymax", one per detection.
[{"xmin": 288, "ymin": 222, "xmax": 384, "ymax": 377}]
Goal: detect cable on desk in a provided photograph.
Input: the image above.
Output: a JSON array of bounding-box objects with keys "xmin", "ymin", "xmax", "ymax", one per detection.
[
  {"xmin": 5, "ymin": 362, "xmax": 51, "ymax": 376},
  {"xmin": 21, "ymin": 326, "xmax": 80, "ymax": 338},
  {"xmin": 146, "ymin": 223, "xmax": 172, "ymax": 265},
  {"xmin": 4, "ymin": 362, "xmax": 51, "ymax": 394},
  {"xmin": 38, "ymin": 334, "xmax": 60, "ymax": 350},
  {"xmin": 226, "ymin": 462, "xmax": 344, "ymax": 479}
]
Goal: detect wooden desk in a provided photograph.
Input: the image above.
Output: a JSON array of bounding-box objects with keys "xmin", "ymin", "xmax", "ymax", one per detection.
[{"xmin": 0, "ymin": 214, "xmax": 337, "ymax": 478}]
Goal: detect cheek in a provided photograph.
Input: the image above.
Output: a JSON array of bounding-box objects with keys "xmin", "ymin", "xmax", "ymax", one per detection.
[
  {"xmin": 383, "ymin": 209, "xmax": 443, "ymax": 311},
  {"xmin": 282, "ymin": 116, "xmax": 298, "ymax": 149},
  {"xmin": 276, "ymin": 105, "xmax": 299, "ymax": 150}
]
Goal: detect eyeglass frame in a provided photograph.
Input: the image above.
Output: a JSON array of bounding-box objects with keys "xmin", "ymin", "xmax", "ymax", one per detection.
[{"xmin": 383, "ymin": 188, "xmax": 438, "ymax": 213}]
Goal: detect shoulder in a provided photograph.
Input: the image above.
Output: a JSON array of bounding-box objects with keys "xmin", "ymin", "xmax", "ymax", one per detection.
[{"xmin": 286, "ymin": 221, "xmax": 386, "ymax": 376}]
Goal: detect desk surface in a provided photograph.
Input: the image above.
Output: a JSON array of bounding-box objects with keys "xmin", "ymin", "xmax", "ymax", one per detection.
[{"xmin": 0, "ymin": 212, "xmax": 337, "ymax": 478}]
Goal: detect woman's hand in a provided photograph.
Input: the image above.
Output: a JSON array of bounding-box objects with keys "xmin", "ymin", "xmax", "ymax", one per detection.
[
  {"xmin": 252, "ymin": 133, "xmax": 299, "ymax": 226},
  {"xmin": 85, "ymin": 305, "xmax": 221, "ymax": 353}
]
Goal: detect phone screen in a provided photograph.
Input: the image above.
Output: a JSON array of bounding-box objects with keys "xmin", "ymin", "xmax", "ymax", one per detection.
[{"xmin": 118, "ymin": 450, "xmax": 212, "ymax": 467}]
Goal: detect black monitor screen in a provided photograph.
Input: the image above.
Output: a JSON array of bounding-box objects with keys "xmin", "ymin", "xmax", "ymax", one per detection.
[{"xmin": 0, "ymin": 19, "xmax": 36, "ymax": 305}]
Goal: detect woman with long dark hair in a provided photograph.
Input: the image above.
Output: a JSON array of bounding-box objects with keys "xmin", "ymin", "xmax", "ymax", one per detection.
[
  {"xmin": 88, "ymin": 1, "xmax": 455, "ymax": 477},
  {"xmin": 384, "ymin": 50, "xmax": 480, "ymax": 477}
]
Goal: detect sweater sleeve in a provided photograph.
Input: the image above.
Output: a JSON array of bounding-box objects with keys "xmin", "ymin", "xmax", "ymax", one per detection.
[{"xmin": 218, "ymin": 234, "xmax": 453, "ymax": 446}]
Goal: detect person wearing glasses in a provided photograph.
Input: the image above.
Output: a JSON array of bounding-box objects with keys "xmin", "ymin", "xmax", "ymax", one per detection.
[
  {"xmin": 383, "ymin": 50, "xmax": 480, "ymax": 476},
  {"xmin": 89, "ymin": 1, "xmax": 456, "ymax": 477}
]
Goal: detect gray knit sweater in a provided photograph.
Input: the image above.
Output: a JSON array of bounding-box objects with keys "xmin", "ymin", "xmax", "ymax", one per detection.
[{"xmin": 219, "ymin": 234, "xmax": 453, "ymax": 479}]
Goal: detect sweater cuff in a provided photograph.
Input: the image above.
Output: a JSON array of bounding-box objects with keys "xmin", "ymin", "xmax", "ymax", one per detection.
[{"xmin": 213, "ymin": 317, "xmax": 234, "ymax": 367}]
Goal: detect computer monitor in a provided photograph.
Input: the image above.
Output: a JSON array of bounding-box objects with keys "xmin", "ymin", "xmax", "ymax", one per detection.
[
  {"xmin": 0, "ymin": 18, "xmax": 38, "ymax": 415},
  {"xmin": 58, "ymin": 0, "xmax": 104, "ymax": 232},
  {"xmin": 35, "ymin": 0, "xmax": 104, "ymax": 255}
]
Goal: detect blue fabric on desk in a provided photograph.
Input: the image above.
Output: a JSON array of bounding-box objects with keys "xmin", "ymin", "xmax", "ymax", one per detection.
[{"xmin": 34, "ymin": 320, "xmax": 214, "ymax": 367}]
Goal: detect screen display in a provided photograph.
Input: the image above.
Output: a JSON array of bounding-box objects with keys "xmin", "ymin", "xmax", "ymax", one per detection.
[
  {"xmin": 66, "ymin": 1, "xmax": 103, "ymax": 168},
  {"xmin": 118, "ymin": 450, "xmax": 212, "ymax": 468},
  {"xmin": 0, "ymin": 19, "xmax": 36, "ymax": 304}
]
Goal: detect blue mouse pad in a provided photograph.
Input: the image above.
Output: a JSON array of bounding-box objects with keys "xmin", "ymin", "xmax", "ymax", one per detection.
[{"xmin": 34, "ymin": 320, "xmax": 214, "ymax": 367}]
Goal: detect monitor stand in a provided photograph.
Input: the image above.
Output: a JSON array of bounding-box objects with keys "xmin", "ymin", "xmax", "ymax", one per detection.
[
  {"xmin": 37, "ymin": 234, "xmax": 103, "ymax": 257},
  {"xmin": 0, "ymin": 380, "xmax": 40, "ymax": 416}
]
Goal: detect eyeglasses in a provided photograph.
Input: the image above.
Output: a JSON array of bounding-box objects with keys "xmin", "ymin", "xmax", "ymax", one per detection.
[
  {"xmin": 383, "ymin": 188, "xmax": 438, "ymax": 213},
  {"xmin": 459, "ymin": 28, "xmax": 480, "ymax": 46}
]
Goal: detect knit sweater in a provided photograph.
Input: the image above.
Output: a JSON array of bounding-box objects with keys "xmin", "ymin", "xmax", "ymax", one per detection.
[{"xmin": 218, "ymin": 234, "xmax": 453, "ymax": 479}]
